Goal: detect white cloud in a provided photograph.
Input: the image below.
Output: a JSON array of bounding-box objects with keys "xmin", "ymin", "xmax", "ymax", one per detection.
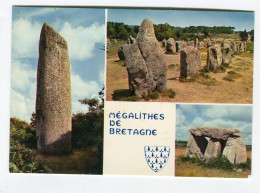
[
  {"xmin": 99, "ymin": 70, "xmax": 104, "ymax": 84},
  {"xmin": 60, "ymin": 22, "xmax": 105, "ymax": 60},
  {"xmin": 11, "ymin": 61, "xmax": 36, "ymax": 91},
  {"xmin": 24, "ymin": 8, "xmax": 55, "ymax": 19},
  {"xmin": 71, "ymin": 73, "xmax": 100, "ymax": 99},
  {"xmin": 202, "ymin": 105, "xmax": 252, "ymax": 122},
  {"xmin": 10, "ymin": 89, "xmax": 35, "ymax": 122},
  {"xmin": 12, "ymin": 18, "xmax": 41, "ymax": 58}
]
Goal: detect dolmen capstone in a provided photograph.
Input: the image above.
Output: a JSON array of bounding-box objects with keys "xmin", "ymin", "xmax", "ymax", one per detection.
[
  {"xmin": 123, "ymin": 19, "xmax": 168, "ymax": 97},
  {"xmin": 36, "ymin": 23, "xmax": 72, "ymax": 154},
  {"xmin": 180, "ymin": 46, "xmax": 201, "ymax": 78},
  {"xmin": 207, "ymin": 44, "xmax": 223, "ymax": 71},
  {"xmin": 185, "ymin": 127, "xmax": 247, "ymax": 164},
  {"xmin": 166, "ymin": 38, "xmax": 176, "ymax": 53},
  {"xmin": 222, "ymin": 42, "xmax": 232, "ymax": 65}
]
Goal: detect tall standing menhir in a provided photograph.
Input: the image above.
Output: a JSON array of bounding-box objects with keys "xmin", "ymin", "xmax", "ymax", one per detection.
[{"xmin": 35, "ymin": 23, "xmax": 72, "ymax": 154}]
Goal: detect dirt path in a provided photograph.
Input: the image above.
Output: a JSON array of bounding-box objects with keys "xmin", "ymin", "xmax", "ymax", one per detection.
[{"xmin": 106, "ymin": 43, "xmax": 253, "ymax": 104}]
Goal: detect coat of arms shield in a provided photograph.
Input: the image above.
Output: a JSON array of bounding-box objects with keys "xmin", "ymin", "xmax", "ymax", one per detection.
[{"xmin": 144, "ymin": 146, "xmax": 170, "ymax": 173}]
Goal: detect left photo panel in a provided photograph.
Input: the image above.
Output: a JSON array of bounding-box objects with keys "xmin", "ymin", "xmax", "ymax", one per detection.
[{"xmin": 10, "ymin": 7, "xmax": 105, "ymax": 174}]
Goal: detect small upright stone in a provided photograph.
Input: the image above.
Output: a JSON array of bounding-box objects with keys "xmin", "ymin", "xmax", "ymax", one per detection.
[
  {"xmin": 204, "ymin": 139, "xmax": 222, "ymax": 162},
  {"xmin": 239, "ymin": 41, "xmax": 246, "ymax": 52},
  {"xmin": 223, "ymin": 138, "xmax": 247, "ymax": 164},
  {"xmin": 176, "ymin": 41, "xmax": 186, "ymax": 51},
  {"xmin": 195, "ymin": 38, "xmax": 199, "ymax": 48},
  {"xmin": 180, "ymin": 46, "xmax": 201, "ymax": 78},
  {"xmin": 162, "ymin": 39, "xmax": 167, "ymax": 47},
  {"xmin": 222, "ymin": 42, "xmax": 232, "ymax": 65},
  {"xmin": 118, "ymin": 45, "xmax": 127, "ymax": 60},
  {"xmin": 166, "ymin": 38, "xmax": 176, "ymax": 53},
  {"xmin": 229, "ymin": 41, "xmax": 238, "ymax": 55},
  {"xmin": 107, "ymin": 39, "xmax": 111, "ymax": 51},
  {"xmin": 187, "ymin": 40, "xmax": 195, "ymax": 47},
  {"xmin": 207, "ymin": 44, "xmax": 223, "ymax": 71},
  {"xmin": 36, "ymin": 23, "xmax": 71, "ymax": 154}
]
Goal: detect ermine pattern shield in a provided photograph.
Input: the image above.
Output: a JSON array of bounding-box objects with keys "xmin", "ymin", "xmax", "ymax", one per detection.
[{"xmin": 144, "ymin": 146, "xmax": 170, "ymax": 172}]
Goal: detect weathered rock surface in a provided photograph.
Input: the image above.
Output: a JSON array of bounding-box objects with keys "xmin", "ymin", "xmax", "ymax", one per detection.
[
  {"xmin": 198, "ymin": 41, "xmax": 204, "ymax": 49},
  {"xmin": 229, "ymin": 41, "xmax": 238, "ymax": 55},
  {"xmin": 189, "ymin": 127, "xmax": 241, "ymax": 140},
  {"xmin": 195, "ymin": 38, "xmax": 199, "ymax": 48},
  {"xmin": 223, "ymin": 138, "xmax": 247, "ymax": 164},
  {"xmin": 185, "ymin": 135, "xmax": 208, "ymax": 159},
  {"xmin": 240, "ymin": 41, "xmax": 246, "ymax": 52},
  {"xmin": 124, "ymin": 19, "xmax": 168, "ymax": 97},
  {"xmin": 166, "ymin": 38, "xmax": 176, "ymax": 53},
  {"xmin": 162, "ymin": 39, "xmax": 167, "ymax": 47},
  {"xmin": 180, "ymin": 46, "xmax": 201, "ymax": 78},
  {"xmin": 128, "ymin": 36, "xmax": 136, "ymax": 44},
  {"xmin": 204, "ymin": 139, "xmax": 222, "ymax": 162},
  {"xmin": 118, "ymin": 45, "xmax": 127, "ymax": 60},
  {"xmin": 36, "ymin": 23, "xmax": 71, "ymax": 154},
  {"xmin": 185, "ymin": 127, "xmax": 247, "ymax": 164},
  {"xmin": 176, "ymin": 41, "xmax": 186, "ymax": 51},
  {"xmin": 188, "ymin": 40, "xmax": 195, "ymax": 47},
  {"xmin": 207, "ymin": 44, "xmax": 223, "ymax": 71},
  {"xmin": 222, "ymin": 42, "xmax": 232, "ymax": 65}
]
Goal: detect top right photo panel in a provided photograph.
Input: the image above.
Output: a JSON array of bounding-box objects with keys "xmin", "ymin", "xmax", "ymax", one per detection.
[{"xmin": 106, "ymin": 9, "xmax": 254, "ymax": 104}]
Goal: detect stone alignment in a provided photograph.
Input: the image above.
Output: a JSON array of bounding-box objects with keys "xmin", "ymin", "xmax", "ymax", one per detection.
[
  {"xmin": 36, "ymin": 23, "xmax": 72, "ymax": 154},
  {"xmin": 222, "ymin": 42, "xmax": 232, "ymax": 65},
  {"xmin": 185, "ymin": 127, "xmax": 247, "ymax": 164},
  {"xmin": 180, "ymin": 46, "xmax": 201, "ymax": 78},
  {"xmin": 124, "ymin": 19, "xmax": 168, "ymax": 97},
  {"xmin": 207, "ymin": 44, "xmax": 222, "ymax": 71},
  {"xmin": 166, "ymin": 38, "xmax": 176, "ymax": 53}
]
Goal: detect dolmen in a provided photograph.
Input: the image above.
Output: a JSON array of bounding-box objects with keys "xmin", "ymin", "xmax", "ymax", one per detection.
[{"xmin": 185, "ymin": 127, "xmax": 247, "ymax": 164}]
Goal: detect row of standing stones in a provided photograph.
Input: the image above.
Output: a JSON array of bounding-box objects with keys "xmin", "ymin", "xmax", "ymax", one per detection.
[
  {"xmin": 113, "ymin": 19, "xmax": 248, "ymax": 165},
  {"xmin": 113, "ymin": 18, "xmax": 247, "ymax": 97},
  {"xmin": 185, "ymin": 127, "xmax": 247, "ymax": 164}
]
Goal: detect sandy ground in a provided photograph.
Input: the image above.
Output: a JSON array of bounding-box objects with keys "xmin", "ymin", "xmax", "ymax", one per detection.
[{"xmin": 106, "ymin": 43, "xmax": 253, "ymax": 104}]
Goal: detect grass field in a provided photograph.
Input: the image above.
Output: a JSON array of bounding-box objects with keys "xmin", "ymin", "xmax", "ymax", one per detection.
[
  {"xmin": 106, "ymin": 38, "xmax": 253, "ymax": 103},
  {"xmin": 175, "ymin": 147, "xmax": 251, "ymax": 178},
  {"xmin": 35, "ymin": 146, "xmax": 102, "ymax": 174}
]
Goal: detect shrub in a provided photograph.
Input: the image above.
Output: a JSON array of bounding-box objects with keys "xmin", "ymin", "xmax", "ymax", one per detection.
[
  {"xmin": 161, "ymin": 88, "xmax": 176, "ymax": 98},
  {"xmin": 204, "ymin": 156, "xmax": 233, "ymax": 171},
  {"xmin": 143, "ymin": 92, "xmax": 160, "ymax": 101},
  {"xmin": 9, "ymin": 118, "xmax": 52, "ymax": 173}
]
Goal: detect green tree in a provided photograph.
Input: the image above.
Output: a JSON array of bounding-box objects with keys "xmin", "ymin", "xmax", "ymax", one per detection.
[{"xmin": 239, "ymin": 29, "xmax": 248, "ymax": 41}]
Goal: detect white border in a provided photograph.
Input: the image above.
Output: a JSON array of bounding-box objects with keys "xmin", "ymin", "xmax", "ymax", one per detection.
[{"xmin": 1, "ymin": 0, "xmax": 259, "ymax": 193}]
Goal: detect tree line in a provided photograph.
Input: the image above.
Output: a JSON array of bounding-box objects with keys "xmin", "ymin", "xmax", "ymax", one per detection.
[{"xmin": 107, "ymin": 22, "xmax": 239, "ymax": 41}]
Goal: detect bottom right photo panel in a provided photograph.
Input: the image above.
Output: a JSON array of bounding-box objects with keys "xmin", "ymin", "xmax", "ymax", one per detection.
[{"xmin": 175, "ymin": 104, "xmax": 252, "ymax": 178}]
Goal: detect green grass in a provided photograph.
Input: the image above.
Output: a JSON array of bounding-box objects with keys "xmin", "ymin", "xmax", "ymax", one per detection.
[
  {"xmin": 180, "ymin": 71, "xmax": 216, "ymax": 86},
  {"xmin": 161, "ymin": 88, "xmax": 176, "ymax": 98},
  {"xmin": 223, "ymin": 71, "xmax": 242, "ymax": 82}
]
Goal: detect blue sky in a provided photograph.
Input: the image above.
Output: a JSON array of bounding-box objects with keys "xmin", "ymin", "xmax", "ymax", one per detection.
[
  {"xmin": 108, "ymin": 9, "xmax": 254, "ymax": 31},
  {"xmin": 176, "ymin": 104, "xmax": 253, "ymax": 145},
  {"xmin": 11, "ymin": 7, "xmax": 105, "ymax": 122}
]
